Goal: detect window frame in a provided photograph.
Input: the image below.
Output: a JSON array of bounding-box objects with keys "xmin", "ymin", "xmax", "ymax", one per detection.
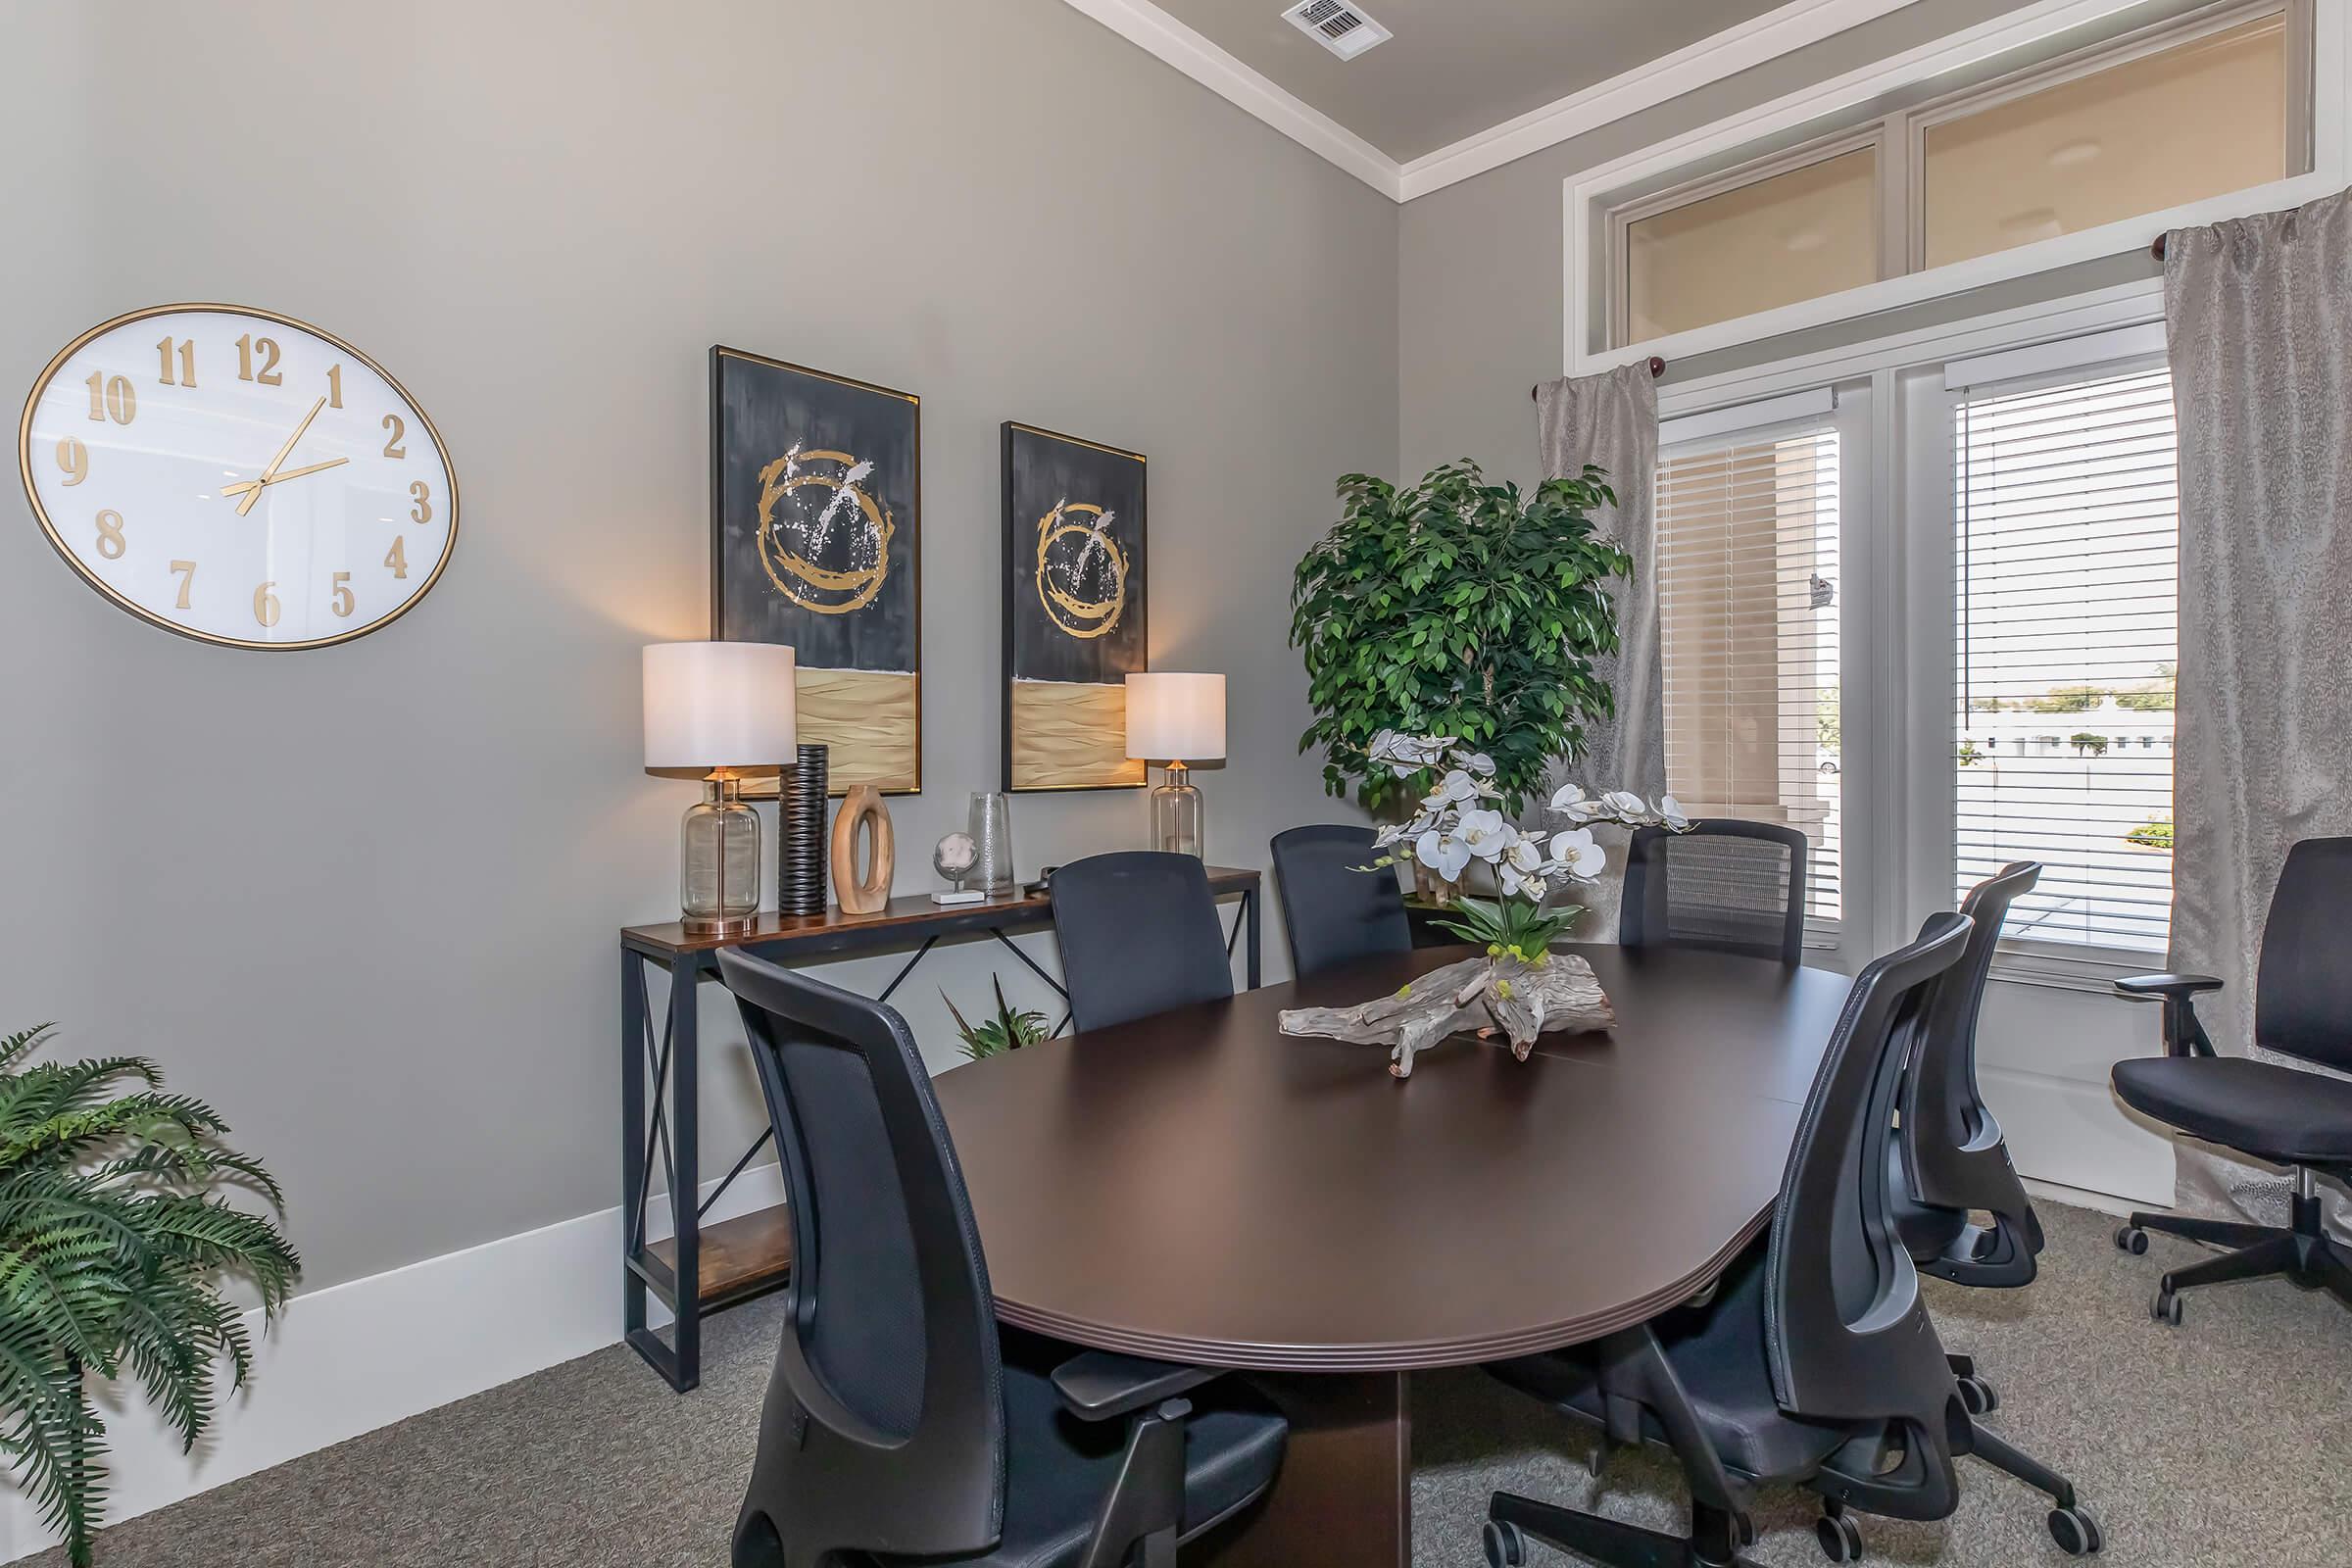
[
  {"xmin": 1567, "ymin": 0, "xmax": 2341, "ymax": 376},
  {"xmin": 1654, "ymin": 387, "xmax": 1876, "ymax": 964},
  {"xmin": 1940, "ymin": 349, "xmax": 2181, "ymax": 979},
  {"xmin": 1901, "ymin": 0, "xmax": 2310, "ymax": 272}
]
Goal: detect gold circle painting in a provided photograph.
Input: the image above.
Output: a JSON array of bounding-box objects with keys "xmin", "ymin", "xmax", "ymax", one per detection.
[
  {"xmin": 1034, "ymin": 500, "xmax": 1128, "ymax": 640},
  {"xmin": 755, "ymin": 444, "xmax": 894, "ymax": 614}
]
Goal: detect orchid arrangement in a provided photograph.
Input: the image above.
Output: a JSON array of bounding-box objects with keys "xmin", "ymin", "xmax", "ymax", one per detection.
[{"xmin": 1362, "ymin": 730, "xmax": 1688, "ymax": 959}]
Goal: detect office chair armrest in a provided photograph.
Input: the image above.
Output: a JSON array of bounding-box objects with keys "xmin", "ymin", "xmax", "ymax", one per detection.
[
  {"xmin": 2114, "ymin": 974, "xmax": 2223, "ymax": 1057},
  {"xmin": 2114, "ymin": 972, "xmax": 2224, "ymax": 999},
  {"xmin": 1053, "ymin": 1350, "xmax": 1221, "ymax": 1423}
]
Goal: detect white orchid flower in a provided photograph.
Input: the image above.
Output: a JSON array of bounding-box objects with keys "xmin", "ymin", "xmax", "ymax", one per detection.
[
  {"xmin": 1657, "ymin": 794, "xmax": 1690, "ymax": 831},
  {"xmin": 1548, "ymin": 781, "xmax": 1588, "ymax": 813},
  {"xmin": 1601, "ymin": 790, "xmax": 1651, "ymax": 821},
  {"xmin": 1505, "ymin": 838, "xmax": 1547, "ymax": 874},
  {"xmin": 1416, "ymin": 828, "xmax": 1471, "ymax": 883},
  {"xmin": 1551, "ymin": 826, "xmax": 1606, "ymax": 880},
  {"xmin": 1454, "ymin": 808, "xmax": 1513, "ymax": 865},
  {"xmin": 1372, "ymin": 822, "xmax": 1408, "ymax": 848},
  {"xmin": 1430, "ymin": 769, "xmax": 1482, "ymax": 808},
  {"xmin": 1459, "ymin": 750, "xmax": 1496, "ymax": 778}
]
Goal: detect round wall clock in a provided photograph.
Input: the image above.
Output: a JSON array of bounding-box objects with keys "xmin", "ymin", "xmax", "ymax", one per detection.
[{"xmin": 18, "ymin": 304, "xmax": 456, "ymax": 650}]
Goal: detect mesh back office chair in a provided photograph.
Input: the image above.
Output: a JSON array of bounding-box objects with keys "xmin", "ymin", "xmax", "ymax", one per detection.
[
  {"xmin": 1887, "ymin": 861, "xmax": 2095, "ymax": 1534},
  {"xmin": 1620, "ymin": 820, "xmax": 1809, "ymax": 965},
  {"xmin": 1269, "ymin": 824, "xmax": 1412, "ymax": 979},
  {"xmin": 2111, "ymin": 837, "xmax": 2352, "ymax": 1325},
  {"xmin": 1482, "ymin": 913, "xmax": 2106, "ymax": 1567},
  {"xmin": 1051, "ymin": 853, "xmax": 1236, "ymax": 1034},
  {"xmin": 717, "ymin": 950, "xmax": 1286, "ymax": 1568}
]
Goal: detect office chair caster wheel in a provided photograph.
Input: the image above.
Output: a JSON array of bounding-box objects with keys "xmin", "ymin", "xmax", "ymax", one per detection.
[
  {"xmin": 1957, "ymin": 1374, "xmax": 1999, "ymax": 1415},
  {"xmin": 2151, "ymin": 1286, "xmax": 2182, "ymax": 1326},
  {"xmin": 1483, "ymin": 1519, "xmax": 1528, "ymax": 1567},
  {"xmin": 2047, "ymin": 1504, "xmax": 2103, "ymax": 1555},
  {"xmin": 1815, "ymin": 1510, "xmax": 1862, "ymax": 1561},
  {"xmin": 1587, "ymin": 1440, "xmax": 1612, "ymax": 1478},
  {"xmin": 2115, "ymin": 1225, "xmax": 2148, "ymax": 1255}
]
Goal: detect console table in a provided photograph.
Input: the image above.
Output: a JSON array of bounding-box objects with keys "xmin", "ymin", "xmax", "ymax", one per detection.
[{"xmin": 617, "ymin": 866, "xmax": 1262, "ymax": 1392}]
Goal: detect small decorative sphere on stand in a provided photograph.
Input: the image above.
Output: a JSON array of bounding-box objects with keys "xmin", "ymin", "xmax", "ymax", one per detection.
[{"xmin": 935, "ymin": 831, "xmax": 980, "ymax": 890}]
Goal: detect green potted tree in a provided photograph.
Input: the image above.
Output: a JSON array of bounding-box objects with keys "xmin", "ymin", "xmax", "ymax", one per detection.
[
  {"xmin": 0, "ymin": 1024, "xmax": 299, "ymax": 1565},
  {"xmin": 1290, "ymin": 460, "xmax": 1632, "ymax": 923}
]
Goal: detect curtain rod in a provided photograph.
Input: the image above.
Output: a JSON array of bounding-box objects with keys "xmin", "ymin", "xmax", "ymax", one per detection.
[{"xmin": 1532, "ymin": 356, "xmax": 1666, "ymax": 401}]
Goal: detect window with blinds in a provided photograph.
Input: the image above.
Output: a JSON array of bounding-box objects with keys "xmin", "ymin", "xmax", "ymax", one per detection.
[
  {"xmin": 1954, "ymin": 364, "xmax": 2177, "ymax": 955},
  {"xmin": 1655, "ymin": 425, "xmax": 1842, "ymax": 933}
]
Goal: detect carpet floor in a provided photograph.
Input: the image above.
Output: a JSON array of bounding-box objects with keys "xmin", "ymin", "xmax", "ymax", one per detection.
[{"xmin": 37, "ymin": 1200, "xmax": 2352, "ymax": 1567}]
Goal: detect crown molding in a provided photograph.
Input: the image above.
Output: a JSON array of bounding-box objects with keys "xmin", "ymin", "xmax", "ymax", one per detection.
[
  {"xmin": 1057, "ymin": 0, "xmax": 1401, "ymax": 198},
  {"xmin": 1059, "ymin": 0, "xmax": 1918, "ymax": 204},
  {"xmin": 1393, "ymin": 0, "xmax": 1918, "ymax": 199}
]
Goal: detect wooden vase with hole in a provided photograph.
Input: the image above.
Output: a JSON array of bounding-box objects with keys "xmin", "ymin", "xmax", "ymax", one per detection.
[{"xmin": 829, "ymin": 785, "xmax": 896, "ymax": 914}]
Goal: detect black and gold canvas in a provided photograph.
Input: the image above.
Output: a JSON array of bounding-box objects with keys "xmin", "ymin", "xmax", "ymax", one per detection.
[
  {"xmin": 711, "ymin": 347, "xmax": 920, "ymax": 796},
  {"xmin": 1001, "ymin": 421, "xmax": 1147, "ymax": 791}
]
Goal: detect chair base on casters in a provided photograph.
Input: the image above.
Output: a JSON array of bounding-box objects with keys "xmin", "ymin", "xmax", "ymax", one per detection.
[
  {"xmin": 1486, "ymin": 1494, "xmax": 1756, "ymax": 1568},
  {"xmin": 2116, "ymin": 1180, "xmax": 2352, "ymax": 1326}
]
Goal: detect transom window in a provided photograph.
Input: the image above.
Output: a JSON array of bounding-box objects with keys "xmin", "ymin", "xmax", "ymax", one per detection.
[{"xmin": 1605, "ymin": 0, "xmax": 2306, "ymax": 348}]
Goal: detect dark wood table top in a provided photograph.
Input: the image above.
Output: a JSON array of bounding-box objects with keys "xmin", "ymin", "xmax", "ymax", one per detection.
[
  {"xmin": 932, "ymin": 943, "xmax": 1852, "ymax": 1372},
  {"xmin": 621, "ymin": 864, "xmax": 1260, "ymax": 957}
]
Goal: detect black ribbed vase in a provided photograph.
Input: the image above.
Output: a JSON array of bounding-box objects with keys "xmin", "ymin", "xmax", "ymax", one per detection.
[{"xmin": 779, "ymin": 743, "xmax": 830, "ymax": 915}]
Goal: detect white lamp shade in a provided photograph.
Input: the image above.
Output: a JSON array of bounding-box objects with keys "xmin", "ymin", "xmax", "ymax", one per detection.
[
  {"xmin": 1125, "ymin": 672, "xmax": 1226, "ymax": 761},
  {"xmin": 643, "ymin": 642, "xmax": 798, "ymax": 769}
]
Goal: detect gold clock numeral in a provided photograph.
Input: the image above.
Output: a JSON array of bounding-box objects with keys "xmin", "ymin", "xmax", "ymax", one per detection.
[
  {"xmin": 94, "ymin": 510, "xmax": 127, "ymax": 560},
  {"xmin": 409, "ymin": 480, "xmax": 433, "ymax": 525},
  {"xmin": 84, "ymin": 371, "xmax": 136, "ymax": 423},
  {"xmin": 56, "ymin": 437, "xmax": 88, "ymax": 487},
  {"xmin": 235, "ymin": 333, "xmax": 283, "ymax": 385},
  {"xmin": 383, "ymin": 535, "xmax": 410, "ymax": 578},
  {"xmin": 170, "ymin": 560, "xmax": 197, "ymax": 610},
  {"xmin": 381, "ymin": 414, "xmax": 407, "ymax": 458},
  {"xmin": 330, "ymin": 570, "xmax": 355, "ymax": 617},
  {"xmin": 155, "ymin": 336, "xmax": 197, "ymax": 386},
  {"xmin": 326, "ymin": 364, "xmax": 343, "ymax": 409},
  {"xmin": 253, "ymin": 581, "xmax": 281, "ymax": 628}
]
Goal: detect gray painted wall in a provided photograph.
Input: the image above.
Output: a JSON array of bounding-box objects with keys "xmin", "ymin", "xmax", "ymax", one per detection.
[
  {"xmin": 0, "ymin": 0, "xmax": 1396, "ymax": 1293},
  {"xmin": 1396, "ymin": 0, "xmax": 2160, "ymax": 486}
]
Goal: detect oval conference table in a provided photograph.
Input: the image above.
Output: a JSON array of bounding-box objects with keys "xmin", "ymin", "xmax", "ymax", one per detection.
[{"xmin": 932, "ymin": 941, "xmax": 1855, "ymax": 1567}]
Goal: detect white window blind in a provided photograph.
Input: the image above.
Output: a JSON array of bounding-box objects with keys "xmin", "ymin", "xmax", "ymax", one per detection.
[
  {"xmin": 1656, "ymin": 424, "xmax": 1842, "ymax": 934},
  {"xmin": 1954, "ymin": 364, "xmax": 2177, "ymax": 956}
]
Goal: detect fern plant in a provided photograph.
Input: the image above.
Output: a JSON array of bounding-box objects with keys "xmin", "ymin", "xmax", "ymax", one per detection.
[{"xmin": 0, "ymin": 1024, "xmax": 299, "ymax": 1565}]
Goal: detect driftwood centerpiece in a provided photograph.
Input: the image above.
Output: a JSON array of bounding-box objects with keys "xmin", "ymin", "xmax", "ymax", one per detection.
[{"xmin": 1280, "ymin": 953, "xmax": 1614, "ymax": 1078}]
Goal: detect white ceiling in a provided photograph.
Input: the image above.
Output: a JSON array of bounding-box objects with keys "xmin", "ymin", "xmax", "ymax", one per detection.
[{"xmin": 1152, "ymin": 0, "xmax": 1792, "ymax": 161}]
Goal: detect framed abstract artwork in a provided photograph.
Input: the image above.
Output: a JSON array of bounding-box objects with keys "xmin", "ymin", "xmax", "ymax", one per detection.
[
  {"xmin": 711, "ymin": 346, "xmax": 920, "ymax": 796},
  {"xmin": 1001, "ymin": 421, "xmax": 1148, "ymax": 792}
]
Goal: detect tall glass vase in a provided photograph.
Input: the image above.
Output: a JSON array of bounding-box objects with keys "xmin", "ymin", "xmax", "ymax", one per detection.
[{"xmin": 969, "ymin": 792, "xmax": 1015, "ymax": 897}]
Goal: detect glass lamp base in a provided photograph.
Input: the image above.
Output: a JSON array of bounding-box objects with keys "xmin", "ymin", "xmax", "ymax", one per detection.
[
  {"xmin": 681, "ymin": 775, "xmax": 761, "ymax": 934},
  {"xmin": 1151, "ymin": 764, "xmax": 1205, "ymax": 858}
]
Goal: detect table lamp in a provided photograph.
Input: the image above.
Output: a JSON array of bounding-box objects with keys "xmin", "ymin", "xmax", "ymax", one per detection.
[
  {"xmin": 644, "ymin": 642, "xmax": 797, "ymax": 935},
  {"xmin": 1125, "ymin": 672, "xmax": 1225, "ymax": 858}
]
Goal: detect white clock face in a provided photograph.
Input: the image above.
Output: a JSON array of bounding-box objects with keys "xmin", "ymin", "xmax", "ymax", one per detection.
[{"xmin": 19, "ymin": 305, "xmax": 456, "ymax": 650}]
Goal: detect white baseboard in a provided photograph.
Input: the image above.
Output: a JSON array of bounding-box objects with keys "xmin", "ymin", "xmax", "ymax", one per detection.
[{"xmin": 0, "ymin": 1165, "xmax": 786, "ymax": 1565}]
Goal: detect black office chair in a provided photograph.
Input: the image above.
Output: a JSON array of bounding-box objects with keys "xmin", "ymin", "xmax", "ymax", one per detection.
[
  {"xmin": 2111, "ymin": 836, "xmax": 2352, "ymax": 1325},
  {"xmin": 1889, "ymin": 862, "xmax": 2046, "ymax": 1419},
  {"xmin": 1620, "ymin": 819, "xmax": 1809, "ymax": 965},
  {"xmin": 1269, "ymin": 824, "xmax": 1412, "ymax": 979},
  {"xmin": 1483, "ymin": 912, "xmax": 2106, "ymax": 1568},
  {"xmin": 716, "ymin": 950, "xmax": 1287, "ymax": 1568},
  {"xmin": 1051, "ymin": 852, "xmax": 1236, "ymax": 1034}
]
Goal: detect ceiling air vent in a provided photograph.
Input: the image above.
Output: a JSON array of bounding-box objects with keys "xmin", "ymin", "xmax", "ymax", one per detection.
[{"xmin": 1281, "ymin": 0, "xmax": 1392, "ymax": 61}]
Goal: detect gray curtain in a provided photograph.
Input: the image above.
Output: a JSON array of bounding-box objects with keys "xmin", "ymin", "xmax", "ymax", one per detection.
[
  {"xmin": 2163, "ymin": 186, "xmax": 2352, "ymax": 1229},
  {"xmin": 1536, "ymin": 364, "xmax": 1662, "ymax": 939}
]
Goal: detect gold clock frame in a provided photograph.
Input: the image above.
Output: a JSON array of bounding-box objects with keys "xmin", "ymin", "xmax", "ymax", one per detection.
[{"xmin": 17, "ymin": 301, "xmax": 461, "ymax": 651}]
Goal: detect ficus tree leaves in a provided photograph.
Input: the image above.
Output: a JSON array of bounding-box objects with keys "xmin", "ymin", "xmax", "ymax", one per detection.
[{"xmin": 1290, "ymin": 461, "xmax": 1632, "ymax": 814}]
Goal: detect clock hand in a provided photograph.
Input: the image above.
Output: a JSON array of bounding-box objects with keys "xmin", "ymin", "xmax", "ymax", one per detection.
[
  {"xmin": 220, "ymin": 457, "xmax": 350, "ymax": 499},
  {"xmin": 235, "ymin": 396, "xmax": 328, "ymax": 516}
]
